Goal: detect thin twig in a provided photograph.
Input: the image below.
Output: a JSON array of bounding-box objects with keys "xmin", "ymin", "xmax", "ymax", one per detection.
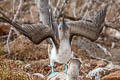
[
  {"xmin": 82, "ymin": 0, "xmax": 92, "ymax": 21},
  {"xmin": 53, "ymin": 0, "xmax": 61, "ymax": 16},
  {"xmin": 53, "ymin": 0, "xmax": 68, "ymax": 18},
  {"xmin": 0, "ymin": 10, "xmax": 10, "ymax": 20},
  {"xmin": 0, "ymin": 35, "xmax": 8, "ymax": 42},
  {"xmin": 30, "ymin": 6, "xmax": 35, "ymax": 22},
  {"xmin": 105, "ymin": 22, "xmax": 120, "ymax": 30},
  {"xmin": 71, "ymin": 1, "xmax": 77, "ymax": 18},
  {"xmin": 7, "ymin": 0, "xmax": 23, "ymax": 55}
]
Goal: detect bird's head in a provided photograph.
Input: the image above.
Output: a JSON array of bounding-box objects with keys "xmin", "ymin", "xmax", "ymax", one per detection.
[
  {"xmin": 68, "ymin": 59, "xmax": 81, "ymax": 70},
  {"xmin": 58, "ymin": 18, "xmax": 70, "ymax": 40},
  {"xmin": 58, "ymin": 18, "xmax": 68, "ymax": 31}
]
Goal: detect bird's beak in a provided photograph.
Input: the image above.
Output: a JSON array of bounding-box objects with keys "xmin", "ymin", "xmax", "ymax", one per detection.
[{"xmin": 60, "ymin": 21, "xmax": 68, "ymax": 31}]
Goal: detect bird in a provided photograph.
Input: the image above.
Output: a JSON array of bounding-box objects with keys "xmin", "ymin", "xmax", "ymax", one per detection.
[
  {"xmin": 0, "ymin": 5, "xmax": 108, "ymax": 78},
  {"xmin": 48, "ymin": 4, "xmax": 107, "ymax": 77},
  {"xmin": 66, "ymin": 59, "xmax": 81, "ymax": 80}
]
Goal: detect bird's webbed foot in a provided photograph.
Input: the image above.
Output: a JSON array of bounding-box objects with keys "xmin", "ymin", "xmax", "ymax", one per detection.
[
  {"xmin": 48, "ymin": 66, "xmax": 59, "ymax": 79},
  {"xmin": 64, "ymin": 64, "xmax": 68, "ymax": 74}
]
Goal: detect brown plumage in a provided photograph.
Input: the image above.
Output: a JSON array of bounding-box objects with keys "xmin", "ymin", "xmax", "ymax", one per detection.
[
  {"xmin": 0, "ymin": 5, "xmax": 108, "ymax": 78},
  {"xmin": 0, "ymin": 17, "xmax": 59, "ymax": 47},
  {"xmin": 68, "ymin": 5, "xmax": 108, "ymax": 42},
  {"xmin": 0, "ymin": 5, "xmax": 108, "ymax": 47}
]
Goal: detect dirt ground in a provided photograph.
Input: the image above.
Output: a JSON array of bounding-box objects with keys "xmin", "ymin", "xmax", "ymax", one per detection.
[{"xmin": 0, "ymin": 0, "xmax": 120, "ymax": 80}]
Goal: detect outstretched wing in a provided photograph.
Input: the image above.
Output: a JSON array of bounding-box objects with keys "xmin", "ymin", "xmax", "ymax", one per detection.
[
  {"xmin": 67, "ymin": 5, "xmax": 108, "ymax": 42},
  {"xmin": 0, "ymin": 17, "xmax": 56, "ymax": 45}
]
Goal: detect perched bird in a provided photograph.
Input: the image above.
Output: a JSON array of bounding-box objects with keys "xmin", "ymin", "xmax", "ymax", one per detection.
[
  {"xmin": 66, "ymin": 59, "xmax": 81, "ymax": 80},
  {"xmin": 0, "ymin": 5, "xmax": 108, "ymax": 78}
]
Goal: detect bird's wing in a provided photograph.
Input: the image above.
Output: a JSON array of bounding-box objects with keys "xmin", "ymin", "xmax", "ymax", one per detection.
[
  {"xmin": 0, "ymin": 17, "xmax": 57, "ymax": 45},
  {"xmin": 67, "ymin": 5, "xmax": 108, "ymax": 42}
]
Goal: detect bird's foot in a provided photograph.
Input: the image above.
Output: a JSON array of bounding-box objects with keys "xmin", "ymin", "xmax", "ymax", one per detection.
[
  {"xmin": 64, "ymin": 69, "xmax": 68, "ymax": 74},
  {"xmin": 64, "ymin": 64, "xmax": 68, "ymax": 74},
  {"xmin": 48, "ymin": 72, "xmax": 59, "ymax": 79}
]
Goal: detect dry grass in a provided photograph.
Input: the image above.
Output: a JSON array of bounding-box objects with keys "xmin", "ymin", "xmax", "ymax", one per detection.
[{"xmin": 0, "ymin": 68, "xmax": 30, "ymax": 80}]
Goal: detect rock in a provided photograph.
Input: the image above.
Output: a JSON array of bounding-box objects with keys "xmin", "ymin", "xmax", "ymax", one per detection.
[
  {"xmin": 48, "ymin": 72, "xmax": 66, "ymax": 80},
  {"xmin": 0, "ymin": 23, "xmax": 10, "ymax": 36},
  {"xmin": 32, "ymin": 73, "xmax": 45, "ymax": 78},
  {"xmin": 102, "ymin": 70, "xmax": 120, "ymax": 80},
  {"xmin": 105, "ymin": 27, "xmax": 120, "ymax": 40},
  {"xmin": 2, "ymin": 35, "xmax": 48, "ymax": 60},
  {"xmin": 96, "ymin": 60, "xmax": 108, "ymax": 67}
]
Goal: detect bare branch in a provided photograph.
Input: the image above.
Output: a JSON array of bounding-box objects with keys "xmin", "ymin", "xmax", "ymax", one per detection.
[
  {"xmin": 37, "ymin": 0, "xmax": 51, "ymax": 26},
  {"xmin": 37, "ymin": 0, "xmax": 58, "ymax": 37},
  {"xmin": 105, "ymin": 22, "xmax": 120, "ymax": 30},
  {"xmin": 0, "ymin": 10, "xmax": 10, "ymax": 19},
  {"xmin": 7, "ymin": 0, "xmax": 23, "ymax": 55},
  {"xmin": 53, "ymin": 0, "xmax": 68, "ymax": 18},
  {"xmin": 30, "ymin": 6, "xmax": 35, "ymax": 22}
]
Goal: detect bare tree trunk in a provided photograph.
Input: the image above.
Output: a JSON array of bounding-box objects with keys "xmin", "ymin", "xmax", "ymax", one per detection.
[
  {"xmin": 36, "ymin": 0, "xmax": 58, "ymax": 38},
  {"xmin": 36, "ymin": 0, "xmax": 51, "ymax": 26}
]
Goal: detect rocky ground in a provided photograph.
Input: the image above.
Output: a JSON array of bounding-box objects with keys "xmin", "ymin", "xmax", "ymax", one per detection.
[{"xmin": 0, "ymin": 0, "xmax": 120, "ymax": 80}]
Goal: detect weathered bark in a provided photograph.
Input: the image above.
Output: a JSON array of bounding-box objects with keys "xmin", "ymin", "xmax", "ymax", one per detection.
[
  {"xmin": 37, "ymin": 0, "xmax": 50, "ymax": 26},
  {"xmin": 37, "ymin": 0, "xmax": 58, "ymax": 38}
]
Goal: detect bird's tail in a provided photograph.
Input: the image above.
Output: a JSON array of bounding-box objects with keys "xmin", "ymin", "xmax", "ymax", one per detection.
[
  {"xmin": 95, "ymin": 5, "xmax": 108, "ymax": 25},
  {"xmin": 94, "ymin": 5, "xmax": 108, "ymax": 33},
  {"xmin": 0, "ymin": 17, "xmax": 30, "ymax": 38}
]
